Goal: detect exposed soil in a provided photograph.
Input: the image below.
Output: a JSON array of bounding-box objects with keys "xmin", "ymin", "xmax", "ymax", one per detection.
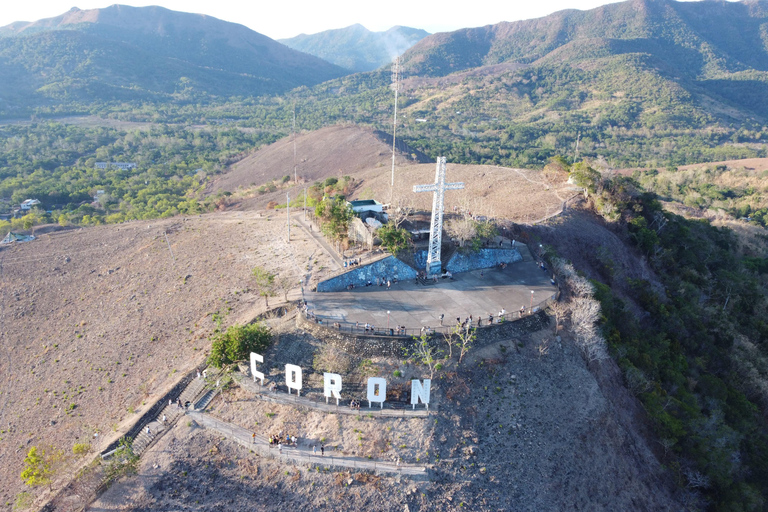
[
  {"xmin": 0, "ymin": 211, "xmax": 338, "ymax": 510},
  {"xmin": 210, "ymin": 124, "xmax": 579, "ymax": 223},
  {"xmin": 89, "ymin": 324, "xmax": 681, "ymax": 511},
  {"xmin": 209, "ymin": 125, "xmax": 416, "ymax": 194}
]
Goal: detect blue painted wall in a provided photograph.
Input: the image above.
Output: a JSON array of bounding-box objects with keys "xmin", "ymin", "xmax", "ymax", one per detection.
[
  {"xmin": 446, "ymin": 248, "xmax": 522, "ymax": 273},
  {"xmin": 413, "ymin": 250, "xmax": 429, "ymax": 269},
  {"xmin": 317, "ymin": 255, "xmax": 418, "ymax": 292}
]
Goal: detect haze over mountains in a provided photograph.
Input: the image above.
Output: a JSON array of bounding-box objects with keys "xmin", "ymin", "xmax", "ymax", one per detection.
[{"xmin": 279, "ymin": 24, "xmax": 429, "ymax": 72}]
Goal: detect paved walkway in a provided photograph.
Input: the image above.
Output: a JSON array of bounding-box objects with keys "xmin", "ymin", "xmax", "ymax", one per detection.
[
  {"xmin": 293, "ymin": 214, "xmax": 344, "ymax": 269},
  {"xmin": 188, "ymin": 411, "xmax": 428, "ymax": 478},
  {"xmin": 306, "ymin": 243, "xmax": 557, "ymax": 333}
]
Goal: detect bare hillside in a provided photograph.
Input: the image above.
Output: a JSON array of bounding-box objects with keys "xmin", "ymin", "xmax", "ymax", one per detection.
[
  {"xmin": 0, "ymin": 211, "xmax": 335, "ymax": 508},
  {"xmin": 349, "ymin": 162, "xmax": 575, "ymax": 222},
  {"xmin": 210, "ymin": 125, "xmax": 416, "ymax": 194},
  {"xmin": 89, "ymin": 327, "xmax": 680, "ymax": 512}
]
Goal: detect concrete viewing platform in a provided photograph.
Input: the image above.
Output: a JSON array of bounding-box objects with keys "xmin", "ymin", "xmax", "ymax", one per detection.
[{"xmin": 305, "ymin": 244, "xmax": 558, "ymax": 336}]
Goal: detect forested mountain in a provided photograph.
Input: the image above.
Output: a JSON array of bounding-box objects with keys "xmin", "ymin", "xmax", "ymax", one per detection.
[
  {"xmin": 0, "ymin": 5, "xmax": 347, "ymax": 109},
  {"xmin": 403, "ymin": 0, "xmax": 768, "ymax": 78},
  {"xmin": 279, "ymin": 24, "xmax": 429, "ymax": 72}
]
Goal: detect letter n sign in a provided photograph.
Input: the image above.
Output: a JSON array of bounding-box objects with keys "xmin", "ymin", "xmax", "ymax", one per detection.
[{"xmin": 411, "ymin": 379, "xmax": 431, "ymax": 409}]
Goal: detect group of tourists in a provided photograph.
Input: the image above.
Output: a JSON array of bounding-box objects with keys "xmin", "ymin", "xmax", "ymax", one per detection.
[
  {"xmin": 269, "ymin": 432, "xmax": 297, "ymax": 447},
  {"xmin": 343, "ymin": 258, "xmax": 361, "ymax": 268}
]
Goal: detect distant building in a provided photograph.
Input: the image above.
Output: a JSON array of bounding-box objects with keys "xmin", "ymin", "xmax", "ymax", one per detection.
[
  {"xmin": 1, "ymin": 232, "xmax": 35, "ymax": 244},
  {"xmin": 348, "ymin": 199, "xmax": 384, "ymax": 214},
  {"xmin": 95, "ymin": 162, "xmax": 137, "ymax": 170},
  {"xmin": 20, "ymin": 199, "xmax": 41, "ymax": 211}
]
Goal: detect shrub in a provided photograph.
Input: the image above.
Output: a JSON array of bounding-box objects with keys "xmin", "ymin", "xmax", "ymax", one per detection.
[
  {"xmin": 104, "ymin": 439, "xmax": 139, "ymax": 483},
  {"xmin": 72, "ymin": 443, "xmax": 90, "ymax": 456},
  {"xmin": 208, "ymin": 323, "xmax": 272, "ymax": 368},
  {"xmin": 20, "ymin": 446, "xmax": 62, "ymax": 489}
]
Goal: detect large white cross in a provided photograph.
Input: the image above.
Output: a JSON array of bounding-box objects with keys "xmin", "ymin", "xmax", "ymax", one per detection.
[{"xmin": 413, "ymin": 157, "xmax": 464, "ymax": 275}]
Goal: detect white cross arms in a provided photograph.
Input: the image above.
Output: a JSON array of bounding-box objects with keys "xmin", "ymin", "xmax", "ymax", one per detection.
[{"xmin": 413, "ymin": 157, "xmax": 464, "ymax": 275}]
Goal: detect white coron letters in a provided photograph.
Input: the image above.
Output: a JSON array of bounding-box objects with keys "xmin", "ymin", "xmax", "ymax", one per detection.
[
  {"xmin": 411, "ymin": 379, "xmax": 431, "ymax": 409},
  {"xmin": 250, "ymin": 352, "xmax": 264, "ymax": 386},
  {"xmin": 367, "ymin": 377, "xmax": 387, "ymax": 408},
  {"xmin": 285, "ymin": 364, "xmax": 303, "ymax": 395},
  {"xmin": 323, "ymin": 373, "xmax": 342, "ymax": 405}
]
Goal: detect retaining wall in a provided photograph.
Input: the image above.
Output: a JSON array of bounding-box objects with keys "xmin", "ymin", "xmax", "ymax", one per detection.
[
  {"xmin": 298, "ymin": 310, "xmax": 550, "ymax": 358},
  {"xmin": 445, "ymin": 248, "xmax": 522, "ymax": 273},
  {"xmin": 317, "ymin": 255, "xmax": 417, "ymax": 292}
]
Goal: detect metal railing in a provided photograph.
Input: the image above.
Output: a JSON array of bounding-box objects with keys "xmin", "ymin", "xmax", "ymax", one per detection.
[
  {"xmin": 301, "ymin": 291, "xmax": 558, "ymax": 338},
  {"xmin": 189, "ymin": 412, "xmax": 428, "ymax": 477}
]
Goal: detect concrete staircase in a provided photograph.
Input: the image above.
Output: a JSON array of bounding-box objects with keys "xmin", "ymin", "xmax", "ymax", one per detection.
[
  {"xmin": 194, "ymin": 388, "xmax": 218, "ymax": 411},
  {"xmin": 129, "ymin": 369, "xmax": 221, "ymax": 456}
]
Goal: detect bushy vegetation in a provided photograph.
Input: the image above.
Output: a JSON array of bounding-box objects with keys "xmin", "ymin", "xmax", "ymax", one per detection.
[
  {"xmin": 314, "ymin": 196, "xmax": 354, "ymax": 242},
  {"xmin": 20, "ymin": 446, "xmax": 62, "ymax": 490},
  {"xmin": 377, "ymin": 224, "xmax": 411, "ymax": 255},
  {"xmin": 575, "ymin": 162, "xmax": 768, "ymax": 509},
  {"xmin": 0, "ymin": 122, "xmax": 278, "ymax": 228},
  {"xmin": 637, "ymin": 164, "xmax": 768, "ymax": 227},
  {"xmin": 208, "ymin": 323, "xmax": 272, "ymax": 369}
]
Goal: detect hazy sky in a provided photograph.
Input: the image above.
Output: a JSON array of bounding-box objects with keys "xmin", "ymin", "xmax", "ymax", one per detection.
[{"xmin": 0, "ymin": 0, "xmax": 665, "ymax": 39}]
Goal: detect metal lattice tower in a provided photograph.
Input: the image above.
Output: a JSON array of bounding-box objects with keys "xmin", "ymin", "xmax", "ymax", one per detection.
[
  {"xmin": 413, "ymin": 157, "xmax": 464, "ymax": 275},
  {"xmin": 293, "ymin": 103, "xmax": 297, "ymax": 183},
  {"xmin": 389, "ymin": 57, "xmax": 400, "ymax": 205}
]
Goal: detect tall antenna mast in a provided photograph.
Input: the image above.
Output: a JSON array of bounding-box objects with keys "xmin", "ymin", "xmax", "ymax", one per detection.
[
  {"xmin": 389, "ymin": 57, "xmax": 400, "ymax": 205},
  {"xmin": 293, "ymin": 103, "xmax": 297, "ymax": 184},
  {"xmin": 574, "ymin": 132, "xmax": 581, "ymax": 161},
  {"xmin": 287, "ymin": 192, "xmax": 291, "ymax": 242}
]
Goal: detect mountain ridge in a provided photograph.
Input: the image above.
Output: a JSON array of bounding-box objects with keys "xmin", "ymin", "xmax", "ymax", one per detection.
[
  {"xmin": 401, "ymin": 0, "xmax": 768, "ymax": 78},
  {"xmin": 0, "ymin": 5, "xmax": 348, "ymax": 107},
  {"xmin": 279, "ymin": 24, "xmax": 429, "ymax": 72}
]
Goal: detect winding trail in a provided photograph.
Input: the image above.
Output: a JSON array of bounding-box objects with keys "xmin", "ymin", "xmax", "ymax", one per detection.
[{"xmin": 188, "ymin": 411, "xmax": 429, "ymax": 477}]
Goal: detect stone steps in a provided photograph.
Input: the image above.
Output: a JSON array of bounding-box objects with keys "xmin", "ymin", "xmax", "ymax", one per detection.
[
  {"xmin": 194, "ymin": 389, "xmax": 218, "ymax": 411},
  {"xmin": 128, "ymin": 368, "xmax": 222, "ymax": 456}
]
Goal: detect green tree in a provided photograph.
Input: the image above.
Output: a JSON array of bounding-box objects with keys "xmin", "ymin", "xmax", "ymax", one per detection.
[
  {"xmin": 377, "ymin": 224, "xmax": 411, "ymax": 255},
  {"xmin": 208, "ymin": 323, "xmax": 272, "ymax": 368},
  {"xmin": 569, "ymin": 162, "xmax": 601, "ymax": 197},
  {"xmin": 20, "ymin": 446, "xmax": 62, "ymax": 490},
  {"xmin": 404, "ymin": 333, "xmax": 444, "ymax": 379},
  {"xmin": 445, "ymin": 324, "xmax": 476, "ymax": 364},
  {"xmin": 252, "ymin": 266, "xmax": 276, "ymax": 308},
  {"xmin": 104, "ymin": 439, "xmax": 139, "ymax": 483},
  {"xmin": 315, "ymin": 197, "xmax": 353, "ymax": 242}
]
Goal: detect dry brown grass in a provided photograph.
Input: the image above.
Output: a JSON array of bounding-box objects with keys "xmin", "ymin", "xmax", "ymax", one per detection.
[
  {"xmin": 354, "ymin": 472, "xmax": 382, "ymax": 488},
  {"xmin": 0, "ymin": 210, "xmax": 337, "ymax": 505},
  {"xmin": 212, "ymin": 125, "xmax": 572, "ymax": 223},
  {"xmin": 444, "ymin": 373, "xmax": 470, "ymax": 402},
  {"xmin": 312, "ymin": 344, "xmax": 353, "ymax": 375}
]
